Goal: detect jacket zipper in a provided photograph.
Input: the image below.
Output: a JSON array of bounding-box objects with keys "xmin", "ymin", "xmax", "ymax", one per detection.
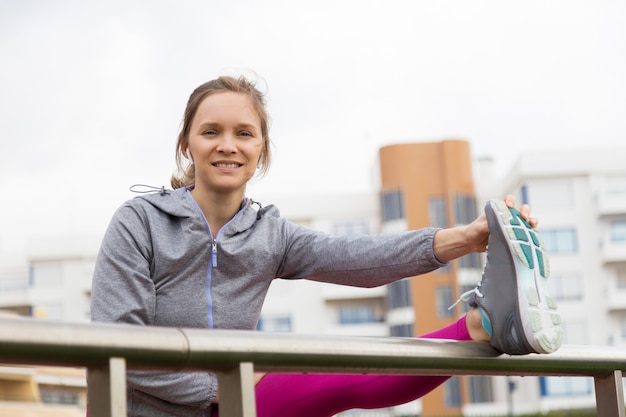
[
  {"xmin": 211, "ymin": 240, "xmax": 218, "ymax": 268},
  {"xmin": 206, "ymin": 198, "xmax": 252, "ymax": 269}
]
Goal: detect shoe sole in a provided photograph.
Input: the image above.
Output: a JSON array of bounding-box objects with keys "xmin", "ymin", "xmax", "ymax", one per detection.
[{"xmin": 489, "ymin": 200, "xmax": 563, "ymax": 354}]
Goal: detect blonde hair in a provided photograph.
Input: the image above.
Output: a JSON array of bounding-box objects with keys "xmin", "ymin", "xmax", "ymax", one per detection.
[{"xmin": 170, "ymin": 76, "xmax": 272, "ymax": 189}]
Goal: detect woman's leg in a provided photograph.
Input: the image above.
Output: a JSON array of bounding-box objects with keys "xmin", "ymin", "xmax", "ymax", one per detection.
[{"xmin": 248, "ymin": 314, "xmax": 474, "ymax": 417}]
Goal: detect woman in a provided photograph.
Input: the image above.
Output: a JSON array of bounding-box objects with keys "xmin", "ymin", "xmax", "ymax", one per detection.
[{"xmin": 90, "ymin": 75, "xmax": 561, "ymax": 417}]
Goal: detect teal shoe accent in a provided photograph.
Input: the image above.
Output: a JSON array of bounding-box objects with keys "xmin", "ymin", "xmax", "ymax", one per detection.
[{"xmin": 478, "ymin": 307, "xmax": 493, "ymax": 337}]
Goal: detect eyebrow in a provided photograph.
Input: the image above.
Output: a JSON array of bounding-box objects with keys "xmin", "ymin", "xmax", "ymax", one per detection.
[
  {"xmin": 196, "ymin": 122, "xmax": 259, "ymax": 132},
  {"xmin": 235, "ymin": 123, "xmax": 259, "ymax": 132}
]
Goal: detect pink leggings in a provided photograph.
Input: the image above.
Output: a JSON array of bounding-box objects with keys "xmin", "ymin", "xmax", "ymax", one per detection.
[{"xmin": 214, "ymin": 315, "xmax": 471, "ymax": 417}]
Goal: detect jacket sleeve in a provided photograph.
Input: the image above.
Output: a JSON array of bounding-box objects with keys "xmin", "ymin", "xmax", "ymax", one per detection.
[
  {"xmin": 90, "ymin": 202, "xmax": 217, "ymax": 408},
  {"xmin": 277, "ymin": 221, "xmax": 448, "ymax": 287}
]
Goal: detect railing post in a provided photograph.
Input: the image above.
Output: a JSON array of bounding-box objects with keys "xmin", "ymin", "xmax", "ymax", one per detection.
[
  {"xmin": 216, "ymin": 362, "xmax": 257, "ymax": 417},
  {"xmin": 87, "ymin": 357, "xmax": 128, "ymax": 417},
  {"xmin": 594, "ymin": 370, "xmax": 625, "ymax": 417}
]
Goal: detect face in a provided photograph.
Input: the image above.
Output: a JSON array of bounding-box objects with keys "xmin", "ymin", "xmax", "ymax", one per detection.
[{"xmin": 185, "ymin": 91, "xmax": 264, "ymax": 196}]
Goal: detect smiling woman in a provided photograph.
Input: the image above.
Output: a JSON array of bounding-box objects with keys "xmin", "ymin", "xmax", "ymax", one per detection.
[
  {"xmin": 171, "ymin": 77, "xmax": 272, "ymax": 191},
  {"xmin": 89, "ymin": 74, "xmax": 560, "ymax": 417}
]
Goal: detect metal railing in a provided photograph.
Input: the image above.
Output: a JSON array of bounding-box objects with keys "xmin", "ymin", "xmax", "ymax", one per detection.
[{"xmin": 0, "ymin": 316, "xmax": 624, "ymax": 417}]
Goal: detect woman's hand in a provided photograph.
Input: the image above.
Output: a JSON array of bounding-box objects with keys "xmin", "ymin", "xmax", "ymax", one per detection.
[{"xmin": 463, "ymin": 194, "xmax": 538, "ymax": 253}]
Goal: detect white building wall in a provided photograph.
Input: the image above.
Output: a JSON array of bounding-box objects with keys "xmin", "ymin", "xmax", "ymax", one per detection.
[
  {"xmin": 474, "ymin": 146, "xmax": 626, "ymax": 414},
  {"xmin": 26, "ymin": 235, "xmax": 98, "ymax": 323}
]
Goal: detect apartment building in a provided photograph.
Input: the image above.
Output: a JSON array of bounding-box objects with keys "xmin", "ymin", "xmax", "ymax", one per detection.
[
  {"xmin": 379, "ymin": 139, "xmax": 483, "ymax": 416},
  {"xmin": 480, "ymin": 147, "xmax": 626, "ymax": 414},
  {"xmin": 375, "ymin": 142, "xmax": 626, "ymax": 415},
  {"xmin": 0, "ymin": 234, "xmax": 96, "ymax": 414},
  {"xmin": 0, "ymin": 363, "xmax": 86, "ymax": 416}
]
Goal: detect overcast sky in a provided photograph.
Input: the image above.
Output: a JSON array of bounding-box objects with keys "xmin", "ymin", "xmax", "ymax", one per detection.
[{"xmin": 1, "ymin": 0, "xmax": 625, "ymax": 269}]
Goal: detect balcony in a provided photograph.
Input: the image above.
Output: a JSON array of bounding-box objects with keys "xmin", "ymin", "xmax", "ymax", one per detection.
[
  {"xmin": 0, "ymin": 273, "xmax": 30, "ymax": 308},
  {"xmin": 602, "ymin": 240, "xmax": 626, "ymax": 264},
  {"xmin": 596, "ymin": 177, "xmax": 626, "ymax": 217},
  {"xmin": 607, "ymin": 288, "xmax": 626, "ymax": 311},
  {"xmin": 321, "ymin": 284, "xmax": 386, "ymax": 300}
]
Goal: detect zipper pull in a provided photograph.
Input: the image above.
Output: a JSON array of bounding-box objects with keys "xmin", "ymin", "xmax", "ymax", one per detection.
[{"xmin": 211, "ymin": 240, "xmax": 218, "ymax": 268}]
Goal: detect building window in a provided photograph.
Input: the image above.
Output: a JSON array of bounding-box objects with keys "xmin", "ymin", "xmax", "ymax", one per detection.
[
  {"xmin": 620, "ymin": 314, "xmax": 626, "ymax": 339},
  {"xmin": 525, "ymin": 179, "xmax": 574, "ymax": 209},
  {"xmin": 429, "ymin": 197, "xmax": 447, "ymax": 228},
  {"xmin": 453, "ymin": 195, "xmax": 477, "ymax": 225},
  {"xmin": 520, "ymin": 184, "xmax": 529, "ymax": 205},
  {"xmin": 339, "ymin": 305, "xmax": 383, "ymax": 325},
  {"xmin": 469, "ymin": 375, "xmax": 494, "ymax": 403},
  {"xmin": 549, "ymin": 272, "xmax": 583, "ymax": 301},
  {"xmin": 540, "ymin": 229, "xmax": 577, "ymax": 253},
  {"xmin": 0, "ymin": 271, "xmax": 29, "ymax": 291},
  {"xmin": 257, "ymin": 315, "xmax": 292, "ymax": 332},
  {"xmin": 618, "ymin": 270, "xmax": 626, "ymax": 289},
  {"xmin": 540, "ymin": 376, "xmax": 592, "ymax": 397},
  {"xmin": 381, "ymin": 190, "xmax": 405, "ymax": 221},
  {"xmin": 436, "ymin": 285, "xmax": 454, "ymax": 318},
  {"xmin": 31, "ymin": 261, "xmax": 63, "ymax": 286},
  {"xmin": 387, "ymin": 279, "xmax": 411, "ymax": 309},
  {"xmin": 453, "ymin": 195, "xmax": 479, "ymax": 269},
  {"xmin": 610, "ymin": 220, "xmax": 626, "ymax": 243},
  {"xmin": 40, "ymin": 387, "xmax": 81, "ymax": 405},
  {"xmin": 436, "ymin": 263, "xmax": 451, "ymax": 274},
  {"xmin": 459, "ymin": 253, "xmax": 481, "ymax": 269},
  {"xmin": 390, "ymin": 323, "xmax": 413, "ymax": 337},
  {"xmin": 604, "ymin": 175, "xmax": 626, "ymax": 196},
  {"xmin": 444, "ymin": 377, "xmax": 462, "ymax": 408},
  {"xmin": 334, "ymin": 221, "xmax": 369, "ymax": 236},
  {"xmin": 540, "ymin": 320, "xmax": 590, "ymax": 397}
]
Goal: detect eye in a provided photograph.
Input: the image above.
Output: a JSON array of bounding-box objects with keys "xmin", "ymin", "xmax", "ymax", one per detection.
[
  {"xmin": 202, "ymin": 130, "xmax": 218, "ymax": 136},
  {"xmin": 238, "ymin": 131, "xmax": 253, "ymax": 138}
]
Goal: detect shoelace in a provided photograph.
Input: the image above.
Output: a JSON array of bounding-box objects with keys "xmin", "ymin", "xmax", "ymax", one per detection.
[{"xmin": 448, "ymin": 286, "xmax": 483, "ymax": 310}]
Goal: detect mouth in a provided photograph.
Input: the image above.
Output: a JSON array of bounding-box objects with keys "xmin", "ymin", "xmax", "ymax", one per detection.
[{"xmin": 212, "ymin": 161, "xmax": 243, "ymax": 168}]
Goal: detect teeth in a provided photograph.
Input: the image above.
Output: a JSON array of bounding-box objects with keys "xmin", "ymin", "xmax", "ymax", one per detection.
[{"xmin": 215, "ymin": 163, "xmax": 239, "ymax": 168}]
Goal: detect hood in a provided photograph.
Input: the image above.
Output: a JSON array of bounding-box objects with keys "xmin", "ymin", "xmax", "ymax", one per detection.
[{"xmin": 130, "ymin": 185, "xmax": 279, "ymax": 234}]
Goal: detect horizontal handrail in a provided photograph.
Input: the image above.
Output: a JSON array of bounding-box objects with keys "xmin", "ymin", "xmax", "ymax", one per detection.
[
  {"xmin": 0, "ymin": 316, "xmax": 624, "ymax": 417},
  {"xmin": 0, "ymin": 316, "xmax": 622, "ymax": 376}
]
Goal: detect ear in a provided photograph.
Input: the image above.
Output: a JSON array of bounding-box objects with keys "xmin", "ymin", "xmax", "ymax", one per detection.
[{"xmin": 183, "ymin": 147, "xmax": 193, "ymax": 163}]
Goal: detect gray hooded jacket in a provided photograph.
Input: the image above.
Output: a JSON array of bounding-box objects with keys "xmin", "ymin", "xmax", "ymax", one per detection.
[{"xmin": 90, "ymin": 187, "xmax": 447, "ymax": 417}]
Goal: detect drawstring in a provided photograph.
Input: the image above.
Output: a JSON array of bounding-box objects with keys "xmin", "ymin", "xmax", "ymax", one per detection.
[
  {"xmin": 250, "ymin": 199, "xmax": 263, "ymax": 220},
  {"xmin": 129, "ymin": 184, "xmax": 168, "ymax": 195}
]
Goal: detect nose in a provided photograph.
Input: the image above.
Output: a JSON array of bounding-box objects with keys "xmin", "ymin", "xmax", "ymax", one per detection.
[{"xmin": 217, "ymin": 133, "xmax": 237, "ymax": 154}]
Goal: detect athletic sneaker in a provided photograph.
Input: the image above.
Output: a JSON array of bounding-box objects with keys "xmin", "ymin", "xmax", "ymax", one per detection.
[{"xmin": 463, "ymin": 199, "xmax": 563, "ymax": 355}]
